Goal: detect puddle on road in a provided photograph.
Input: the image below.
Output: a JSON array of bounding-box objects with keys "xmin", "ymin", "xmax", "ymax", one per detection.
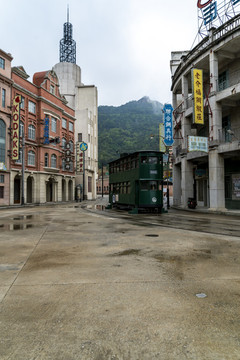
[
  {"xmin": 0, "ymin": 223, "xmax": 35, "ymax": 231},
  {"xmin": 111, "ymin": 249, "xmax": 141, "ymax": 256}
]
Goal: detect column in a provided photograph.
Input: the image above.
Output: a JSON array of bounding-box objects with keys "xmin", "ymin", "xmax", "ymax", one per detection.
[
  {"xmin": 208, "ymin": 150, "xmax": 226, "ymax": 210},
  {"xmin": 173, "ymin": 164, "xmax": 181, "ymax": 206},
  {"xmin": 181, "ymin": 157, "xmax": 194, "ymax": 207}
]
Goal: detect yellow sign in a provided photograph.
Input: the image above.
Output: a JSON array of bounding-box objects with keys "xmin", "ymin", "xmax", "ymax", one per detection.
[
  {"xmin": 12, "ymin": 95, "xmax": 21, "ymax": 160},
  {"xmin": 192, "ymin": 69, "xmax": 204, "ymax": 125},
  {"xmin": 159, "ymin": 123, "xmax": 166, "ymax": 152}
]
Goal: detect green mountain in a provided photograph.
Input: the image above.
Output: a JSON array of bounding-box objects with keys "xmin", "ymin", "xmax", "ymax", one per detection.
[{"xmin": 98, "ymin": 96, "xmax": 164, "ymax": 166}]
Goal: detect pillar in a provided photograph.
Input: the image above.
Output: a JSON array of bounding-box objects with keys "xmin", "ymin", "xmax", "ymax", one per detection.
[
  {"xmin": 209, "ymin": 150, "xmax": 225, "ymax": 210},
  {"xmin": 181, "ymin": 157, "xmax": 194, "ymax": 207}
]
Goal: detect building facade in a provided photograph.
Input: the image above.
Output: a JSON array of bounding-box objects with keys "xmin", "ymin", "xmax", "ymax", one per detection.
[
  {"xmin": 171, "ymin": 14, "xmax": 240, "ymax": 210},
  {"xmin": 53, "ymin": 15, "xmax": 98, "ymax": 200},
  {"xmin": 10, "ymin": 67, "xmax": 75, "ymax": 205},
  {"xmin": 0, "ymin": 49, "xmax": 13, "ymax": 206}
]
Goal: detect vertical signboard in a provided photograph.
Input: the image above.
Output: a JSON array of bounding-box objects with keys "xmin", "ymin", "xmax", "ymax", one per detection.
[
  {"xmin": 76, "ymin": 142, "xmax": 83, "ymax": 173},
  {"xmin": 159, "ymin": 123, "xmax": 166, "ymax": 152},
  {"xmin": 192, "ymin": 69, "xmax": 204, "ymax": 125},
  {"xmin": 12, "ymin": 95, "xmax": 21, "ymax": 160},
  {"xmin": 163, "ymin": 104, "xmax": 174, "ymax": 147},
  {"xmin": 43, "ymin": 116, "xmax": 50, "ymax": 144}
]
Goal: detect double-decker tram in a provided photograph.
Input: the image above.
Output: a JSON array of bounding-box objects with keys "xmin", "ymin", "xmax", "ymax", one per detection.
[{"xmin": 108, "ymin": 151, "xmax": 164, "ymax": 213}]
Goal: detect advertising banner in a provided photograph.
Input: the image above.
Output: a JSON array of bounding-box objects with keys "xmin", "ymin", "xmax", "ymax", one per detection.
[
  {"xmin": 192, "ymin": 69, "xmax": 204, "ymax": 125},
  {"xmin": 163, "ymin": 104, "xmax": 174, "ymax": 147},
  {"xmin": 12, "ymin": 95, "xmax": 21, "ymax": 160},
  {"xmin": 159, "ymin": 123, "xmax": 166, "ymax": 153},
  {"xmin": 43, "ymin": 116, "xmax": 50, "ymax": 144},
  {"xmin": 188, "ymin": 136, "xmax": 208, "ymax": 152}
]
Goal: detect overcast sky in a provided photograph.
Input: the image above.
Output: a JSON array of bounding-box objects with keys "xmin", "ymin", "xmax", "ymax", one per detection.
[{"xmin": 1, "ymin": 0, "xmax": 199, "ymax": 106}]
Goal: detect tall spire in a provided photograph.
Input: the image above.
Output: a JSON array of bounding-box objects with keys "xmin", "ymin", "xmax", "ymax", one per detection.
[{"xmin": 59, "ymin": 5, "xmax": 76, "ymax": 64}]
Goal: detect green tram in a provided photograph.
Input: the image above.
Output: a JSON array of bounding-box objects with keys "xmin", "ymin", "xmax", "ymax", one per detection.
[{"xmin": 108, "ymin": 151, "xmax": 164, "ymax": 213}]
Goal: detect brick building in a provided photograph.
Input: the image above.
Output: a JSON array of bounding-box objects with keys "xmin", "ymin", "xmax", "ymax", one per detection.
[
  {"xmin": 0, "ymin": 49, "xmax": 13, "ymax": 205},
  {"xmin": 10, "ymin": 66, "xmax": 76, "ymax": 205}
]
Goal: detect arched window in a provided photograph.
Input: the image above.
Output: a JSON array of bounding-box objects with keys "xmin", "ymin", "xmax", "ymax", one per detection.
[
  {"xmin": 69, "ymin": 140, "xmax": 74, "ymax": 153},
  {"xmin": 20, "ymin": 121, "xmax": 24, "ymax": 138},
  {"xmin": 15, "ymin": 149, "xmax": 22, "ymax": 164},
  {"xmin": 28, "ymin": 151, "xmax": 35, "ymax": 166},
  {"xmin": 51, "ymin": 154, "xmax": 57, "ymax": 168},
  {"xmin": 44, "ymin": 153, "xmax": 49, "ymax": 167},
  {"xmin": 28, "ymin": 124, "xmax": 35, "ymax": 140},
  {"xmin": 62, "ymin": 158, "xmax": 65, "ymax": 171},
  {"xmin": 0, "ymin": 119, "xmax": 6, "ymax": 163},
  {"xmin": 62, "ymin": 137, "xmax": 66, "ymax": 149}
]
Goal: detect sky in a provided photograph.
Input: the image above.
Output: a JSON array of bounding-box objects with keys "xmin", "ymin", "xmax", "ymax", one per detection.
[{"xmin": 1, "ymin": 0, "xmax": 200, "ymax": 106}]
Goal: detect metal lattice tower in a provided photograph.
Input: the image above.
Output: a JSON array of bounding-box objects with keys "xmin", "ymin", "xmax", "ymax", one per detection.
[{"xmin": 60, "ymin": 6, "xmax": 76, "ymax": 63}]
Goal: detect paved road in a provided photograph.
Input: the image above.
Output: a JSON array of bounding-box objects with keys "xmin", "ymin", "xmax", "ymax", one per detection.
[{"xmin": 0, "ymin": 202, "xmax": 240, "ymax": 360}]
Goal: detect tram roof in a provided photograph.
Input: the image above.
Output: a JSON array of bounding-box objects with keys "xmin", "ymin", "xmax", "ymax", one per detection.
[{"xmin": 108, "ymin": 150, "xmax": 164, "ymax": 164}]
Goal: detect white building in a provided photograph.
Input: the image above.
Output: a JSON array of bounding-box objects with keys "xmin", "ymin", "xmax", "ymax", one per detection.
[{"xmin": 53, "ymin": 15, "xmax": 98, "ymax": 200}]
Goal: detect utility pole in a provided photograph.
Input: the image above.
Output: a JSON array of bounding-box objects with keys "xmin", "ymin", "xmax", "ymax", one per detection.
[{"xmin": 102, "ymin": 163, "xmax": 104, "ymax": 198}]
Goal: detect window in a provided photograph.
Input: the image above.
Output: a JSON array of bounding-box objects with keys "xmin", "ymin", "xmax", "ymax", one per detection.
[
  {"xmin": 51, "ymin": 154, "xmax": 57, "ymax": 168},
  {"xmin": 218, "ymin": 71, "xmax": 229, "ymax": 91},
  {"xmin": 51, "ymin": 117, "xmax": 57, "ymax": 132},
  {"xmin": 62, "ymin": 137, "xmax": 66, "ymax": 149},
  {"xmin": 62, "ymin": 118, "xmax": 67, "ymax": 129},
  {"xmin": 2, "ymin": 89, "xmax": 6, "ymax": 108},
  {"xmin": 0, "ymin": 186, "xmax": 4, "ymax": 199},
  {"xmin": 70, "ymin": 161, "xmax": 73, "ymax": 172},
  {"xmin": 0, "ymin": 119, "xmax": 6, "ymax": 163},
  {"xmin": 62, "ymin": 158, "xmax": 65, "ymax": 171},
  {"xmin": 28, "ymin": 100, "xmax": 36, "ymax": 114},
  {"xmin": 20, "ymin": 97, "xmax": 25, "ymax": 110},
  {"xmin": 44, "ymin": 153, "xmax": 49, "ymax": 167},
  {"xmin": 0, "ymin": 174, "xmax": 4, "ymax": 183},
  {"xmin": 69, "ymin": 122, "xmax": 73, "ymax": 132},
  {"xmin": 69, "ymin": 140, "xmax": 73, "ymax": 153},
  {"xmin": 19, "ymin": 121, "xmax": 24, "ymax": 138},
  {"xmin": 28, "ymin": 151, "xmax": 35, "ymax": 166},
  {"xmin": 28, "ymin": 125, "xmax": 35, "ymax": 140},
  {"xmin": 88, "ymin": 176, "xmax": 92, "ymax": 192},
  {"xmin": 78, "ymin": 133, "xmax": 82, "ymax": 142},
  {"xmin": 16, "ymin": 148, "xmax": 22, "ymax": 164},
  {"xmin": 0, "ymin": 57, "xmax": 5, "ymax": 69},
  {"xmin": 50, "ymin": 85, "xmax": 55, "ymax": 94}
]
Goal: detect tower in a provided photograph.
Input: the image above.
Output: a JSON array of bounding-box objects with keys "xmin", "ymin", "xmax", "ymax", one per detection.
[{"xmin": 59, "ymin": 6, "xmax": 76, "ymax": 63}]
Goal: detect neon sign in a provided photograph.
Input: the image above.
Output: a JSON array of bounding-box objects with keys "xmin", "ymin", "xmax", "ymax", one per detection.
[
  {"xmin": 197, "ymin": 0, "xmax": 213, "ymax": 8},
  {"xmin": 12, "ymin": 95, "xmax": 21, "ymax": 160}
]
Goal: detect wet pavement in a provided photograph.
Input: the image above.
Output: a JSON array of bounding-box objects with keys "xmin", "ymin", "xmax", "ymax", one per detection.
[{"xmin": 0, "ymin": 200, "xmax": 240, "ymax": 359}]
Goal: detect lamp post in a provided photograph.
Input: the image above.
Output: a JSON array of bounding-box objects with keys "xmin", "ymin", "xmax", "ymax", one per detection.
[{"xmin": 21, "ymin": 125, "xmax": 25, "ymax": 206}]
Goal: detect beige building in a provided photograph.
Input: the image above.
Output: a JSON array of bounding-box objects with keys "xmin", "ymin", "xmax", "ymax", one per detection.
[{"xmin": 171, "ymin": 14, "xmax": 240, "ymax": 210}]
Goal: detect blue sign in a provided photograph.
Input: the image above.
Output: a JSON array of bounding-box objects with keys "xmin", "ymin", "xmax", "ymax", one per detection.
[
  {"xmin": 43, "ymin": 116, "xmax": 49, "ymax": 144},
  {"xmin": 163, "ymin": 104, "xmax": 174, "ymax": 147},
  {"xmin": 80, "ymin": 142, "xmax": 88, "ymax": 152},
  {"xmin": 203, "ymin": 1, "xmax": 217, "ymax": 25}
]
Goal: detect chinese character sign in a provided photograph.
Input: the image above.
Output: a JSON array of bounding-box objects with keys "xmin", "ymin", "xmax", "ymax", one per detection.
[
  {"xmin": 192, "ymin": 69, "xmax": 204, "ymax": 125},
  {"xmin": 12, "ymin": 95, "xmax": 21, "ymax": 160},
  {"xmin": 188, "ymin": 136, "xmax": 208, "ymax": 153},
  {"xmin": 159, "ymin": 123, "xmax": 166, "ymax": 152},
  {"xmin": 43, "ymin": 116, "xmax": 50, "ymax": 144},
  {"xmin": 163, "ymin": 104, "xmax": 174, "ymax": 147}
]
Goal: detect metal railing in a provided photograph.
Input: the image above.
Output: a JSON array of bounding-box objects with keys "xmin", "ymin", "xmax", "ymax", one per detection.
[{"xmin": 218, "ymin": 127, "xmax": 240, "ymax": 143}]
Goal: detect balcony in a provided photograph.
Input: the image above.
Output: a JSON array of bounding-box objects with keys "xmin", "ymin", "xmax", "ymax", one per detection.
[{"xmin": 218, "ymin": 127, "xmax": 240, "ymax": 154}]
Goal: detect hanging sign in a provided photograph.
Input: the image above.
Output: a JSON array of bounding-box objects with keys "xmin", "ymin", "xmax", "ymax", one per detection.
[
  {"xmin": 43, "ymin": 116, "xmax": 50, "ymax": 144},
  {"xmin": 163, "ymin": 104, "xmax": 174, "ymax": 147},
  {"xmin": 192, "ymin": 69, "xmax": 204, "ymax": 125},
  {"xmin": 12, "ymin": 95, "xmax": 21, "ymax": 160},
  {"xmin": 188, "ymin": 136, "xmax": 208, "ymax": 152},
  {"xmin": 159, "ymin": 123, "xmax": 166, "ymax": 152}
]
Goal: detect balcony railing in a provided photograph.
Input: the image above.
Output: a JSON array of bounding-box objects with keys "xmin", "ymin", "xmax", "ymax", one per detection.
[{"xmin": 218, "ymin": 127, "xmax": 240, "ymax": 143}]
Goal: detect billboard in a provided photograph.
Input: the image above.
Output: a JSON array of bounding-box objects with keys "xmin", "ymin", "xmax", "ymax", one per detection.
[
  {"xmin": 188, "ymin": 136, "xmax": 208, "ymax": 153},
  {"xmin": 12, "ymin": 95, "xmax": 21, "ymax": 160},
  {"xmin": 192, "ymin": 69, "xmax": 204, "ymax": 125}
]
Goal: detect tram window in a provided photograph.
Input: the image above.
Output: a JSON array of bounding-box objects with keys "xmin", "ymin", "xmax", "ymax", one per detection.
[
  {"xmin": 150, "ymin": 181, "xmax": 157, "ymax": 190},
  {"xmin": 141, "ymin": 156, "xmax": 148, "ymax": 164},
  {"xmin": 140, "ymin": 181, "xmax": 149, "ymax": 191},
  {"xmin": 149, "ymin": 157, "xmax": 158, "ymax": 165}
]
